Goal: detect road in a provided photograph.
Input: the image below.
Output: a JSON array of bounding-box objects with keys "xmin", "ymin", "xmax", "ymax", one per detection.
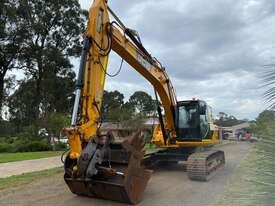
[{"xmin": 0, "ymin": 142, "xmax": 251, "ymax": 206}]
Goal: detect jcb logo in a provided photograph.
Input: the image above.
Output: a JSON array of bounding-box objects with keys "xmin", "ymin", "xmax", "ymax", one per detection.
[{"xmin": 137, "ymin": 53, "xmax": 152, "ymax": 70}]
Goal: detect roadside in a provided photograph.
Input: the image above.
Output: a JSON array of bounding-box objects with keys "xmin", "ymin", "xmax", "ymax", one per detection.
[
  {"xmin": 212, "ymin": 140, "xmax": 275, "ymax": 206},
  {"xmin": 0, "ymin": 155, "xmax": 63, "ymax": 178},
  {"xmin": 0, "ymin": 167, "xmax": 63, "ymax": 189},
  {"xmin": 0, "ymin": 142, "xmax": 252, "ymax": 206}
]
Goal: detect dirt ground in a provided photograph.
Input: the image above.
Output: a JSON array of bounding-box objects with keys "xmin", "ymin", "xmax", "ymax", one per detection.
[{"xmin": 0, "ymin": 142, "xmax": 251, "ymax": 206}]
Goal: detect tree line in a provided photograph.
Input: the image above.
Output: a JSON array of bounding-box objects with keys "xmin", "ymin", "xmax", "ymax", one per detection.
[
  {"xmin": 249, "ymin": 110, "xmax": 275, "ymax": 140},
  {"xmin": 102, "ymin": 90, "xmax": 156, "ymax": 122},
  {"xmin": 214, "ymin": 112, "xmax": 246, "ymax": 127},
  {"xmin": 1, "ymin": 0, "xmax": 86, "ymax": 122},
  {"xmin": 1, "ymin": 0, "xmax": 274, "ymax": 152},
  {"xmin": 0, "ymin": 87, "xmax": 157, "ymax": 151},
  {"xmin": 0, "ymin": 0, "xmax": 156, "ymax": 152},
  {"xmin": 0, "ymin": 0, "xmax": 86, "ymax": 151}
]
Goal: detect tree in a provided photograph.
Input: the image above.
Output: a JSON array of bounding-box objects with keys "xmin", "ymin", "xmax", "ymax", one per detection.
[
  {"xmin": 38, "ymin": 71, "xmax": 75, "ymax": 117},
  {"xmin": 215, "ymin": 112, "xmax": 244, "ymax": 127},
  {"xmin": 41, "ymin": 112, "xmax": 70, "ymax": 143},
  {"xmin": 102, "ymin": 90, "xmax": 124, "ymax": 121},
  {"xmin": 253, "ymin": 110, "xmax": 275, "ymax": 138},
  {"xmin": 8, "ymin": 74, "xmax": 75, "ymax": 128},
  {"xmin": 102, "ymin": 90, "xmax": 124, "ymax": 113},
  {"xmin": 101, "ymin": 90, "xmax": 138, "ymax": 122},
  {"xmin": 129, "ymin": 91, "xmax": 155, "ymax": 116},
  {"xmin": 2, "ymin": 74, "xmax": 16, "ymax": 112},
  {"xmin": 16, "ymin": 0, "xmax": 86, "ymax": 119},
  {"xmin": 8, "ymin": 80, "xmax": 37, "ymax": 127},
  {"xmin": 120, "ymin": 102, "xmax": 135, "ymax": 120},
  {"xmin": 218, "ymin": 112, "xmax": 228, "ymax": 120},
  {"xmin": 0, "ymin": 0, "xmax": 27, "ymax": 116},
  {"xmin": 0, "ymin": 119, "xmax": 16, "ymax": 137}
]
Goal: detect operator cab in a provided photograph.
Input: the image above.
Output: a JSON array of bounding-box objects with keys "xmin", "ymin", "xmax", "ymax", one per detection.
[{"xmin": 175, "ymin": 100, "xmax": 212, "ymax": 142}]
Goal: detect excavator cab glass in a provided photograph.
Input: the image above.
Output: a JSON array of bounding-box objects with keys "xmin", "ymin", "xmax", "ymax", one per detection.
[{"xmin": 176, "ymin": 100, "xmax": 211, "ymax": 141}]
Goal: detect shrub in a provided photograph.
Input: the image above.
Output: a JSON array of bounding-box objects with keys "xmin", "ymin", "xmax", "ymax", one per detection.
[
  {"xmin": 14, "ymin": 141, "xmax": 52, "ymax": 152},
  {"xmin": 53, "ymin": 142, "xmax": 67, "ymax": 151},
  {"xmin": 17, "ymin": 125, "xmax": 40, "ymax": 141},
  {"xmin": 0, "ymin": 143, "xmax": 13, "ymax": 153},
  {"xmin": 0, "ymin": 140, "xmax": 52, "ymax": 153}
]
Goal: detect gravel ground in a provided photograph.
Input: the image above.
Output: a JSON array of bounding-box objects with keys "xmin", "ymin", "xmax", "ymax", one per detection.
[{"xmin": 0, "ymin": 142, "xmax": 251, "ymax": 206}]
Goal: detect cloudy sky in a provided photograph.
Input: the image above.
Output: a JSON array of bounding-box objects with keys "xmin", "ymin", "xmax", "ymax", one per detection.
[{"xmin": 78, "ymin": 0, "xmax": 275, "ymax": 119}]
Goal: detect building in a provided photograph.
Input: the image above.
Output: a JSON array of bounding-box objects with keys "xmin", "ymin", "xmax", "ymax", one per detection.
[
  {"xmin": 99, "ymin": 117, "xmax": 159, "ymax": 141},
  {"xmin": 220, "ymin": 122, "xmax": 250, "ymax": 140}
]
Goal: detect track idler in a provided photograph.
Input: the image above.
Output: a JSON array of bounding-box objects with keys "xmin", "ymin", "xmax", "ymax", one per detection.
[{"xmin": 64, "ymin": 131, "xmax": 152, "ymax": 204}]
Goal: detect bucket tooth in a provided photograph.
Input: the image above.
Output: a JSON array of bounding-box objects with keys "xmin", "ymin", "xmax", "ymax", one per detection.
[{"xmin": 64, "ymin": 131, "xmax": 153, "ymax": 204}]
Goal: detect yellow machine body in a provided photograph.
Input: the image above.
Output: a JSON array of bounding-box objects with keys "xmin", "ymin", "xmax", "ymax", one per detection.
[
  {"xmin": 64, "ymin": 0, "xmax": 220, "ymax": 156},
  {"xmin": 63, "ymin": 0, "xmax": 225, "ymax": 204}
]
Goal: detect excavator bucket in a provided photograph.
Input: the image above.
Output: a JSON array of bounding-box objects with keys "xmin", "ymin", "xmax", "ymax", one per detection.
[{"xmin": 64, "ymin": 131, "xmax": 153, "ymax": 204}]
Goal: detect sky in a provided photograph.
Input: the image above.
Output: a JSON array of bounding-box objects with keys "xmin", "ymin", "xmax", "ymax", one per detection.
[{"xmin": 77, "ymin": 0, "xmax": 275, "ymax": 120}]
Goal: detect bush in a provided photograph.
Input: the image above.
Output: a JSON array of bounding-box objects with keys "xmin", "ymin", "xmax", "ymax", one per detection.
[
  {"xmin": 53, "ymin": 142, "xmax": 67, "ymax": 151},
  {"xmin": 0, "ymin": 141, "xmax": 52, "ymax": 153},
  {"xmin": 14, "ymin": 141, "xmax": 52, "ymax": 152},
  {"xmin": 17, "ymin": 125, "xmax": 40, "ymax": 141},
  {"xmin": 0, "ymin": 143, "xmax": 13, "ymax": 153}
]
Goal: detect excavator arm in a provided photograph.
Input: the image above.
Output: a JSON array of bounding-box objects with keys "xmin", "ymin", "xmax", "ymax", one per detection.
[{"xmin": 64, "ymin": 0, "xmax": 177, "ymax": 160}]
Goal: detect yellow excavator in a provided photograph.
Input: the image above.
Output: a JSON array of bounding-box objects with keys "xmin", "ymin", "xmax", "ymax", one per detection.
[{"xmin": 63, "ymin": 0, "xmax": 225, "ymax": 204}]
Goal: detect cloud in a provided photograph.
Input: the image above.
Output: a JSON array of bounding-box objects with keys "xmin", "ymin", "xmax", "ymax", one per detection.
[{"xmin": 78, "ymin": 0, "xmax": 275, "ymax": 119}]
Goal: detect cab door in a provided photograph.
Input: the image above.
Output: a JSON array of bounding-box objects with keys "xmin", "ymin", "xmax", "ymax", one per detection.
[{"xmin": 176, "ymin": 100, "xmax": 210, "ymax": 141}]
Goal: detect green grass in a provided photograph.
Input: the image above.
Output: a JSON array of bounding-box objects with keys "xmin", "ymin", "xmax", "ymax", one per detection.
[
  {"xmin": 213, "ymin": 142, "xmax": 275, "ymax": 206},
  {"xmin": 144, "ymin": 143, "xmax": 156, "ymax": 149},
  {"xmin": 0, "ymin": 151, "xmax": 63, "ymax": 163},
  {"xmin": 0, "ymin": 167, "xmax": 63, "ymax": 190}
]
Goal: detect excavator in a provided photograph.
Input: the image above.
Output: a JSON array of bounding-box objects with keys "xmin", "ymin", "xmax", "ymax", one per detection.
[{"xmin": 63, "ymin": 0, "xmax": 225, "ymax": 204}]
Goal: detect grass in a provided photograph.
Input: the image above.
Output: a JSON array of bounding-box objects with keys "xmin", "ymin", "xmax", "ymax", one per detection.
[
  {"xmin": 0, "ymin": 167, "xmax": 63, "ymax": 190},
  {"xmin": 144, "ymin": 143, "xmax": 156, "ymax": 149},
  {"xmin": 212, "ymin": 142, "xmax": 275, "ymax": 206},
  {"xmin": 0, "ymin": 151, "xmax": 63, "ymax": 163}
]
